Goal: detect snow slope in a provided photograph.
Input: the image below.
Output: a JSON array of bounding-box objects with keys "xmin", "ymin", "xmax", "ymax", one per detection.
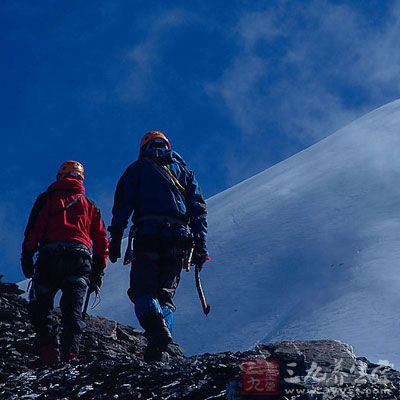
[{"xmin": 20, "ymin": 99, "xmax": 400, "ymax": 366}]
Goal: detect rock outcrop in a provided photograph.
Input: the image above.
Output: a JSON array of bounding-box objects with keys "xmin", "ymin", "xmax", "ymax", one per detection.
[{"xmin": 0, "ymin": 276, "xmax": 399, "ymax": 399}]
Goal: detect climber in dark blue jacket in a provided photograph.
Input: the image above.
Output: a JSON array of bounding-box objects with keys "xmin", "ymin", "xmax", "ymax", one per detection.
[{"xmin": 108, "ymin": 131, "xmax": 208, "ymax": 361}]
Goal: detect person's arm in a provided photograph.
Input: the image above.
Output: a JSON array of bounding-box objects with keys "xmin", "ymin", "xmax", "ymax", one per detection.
[
  {"xmin": 185, "ymin": 170, "xmax": 208, "ymax": 267},
  {"xmin": 110, "ymin": 164, "xmax": 138, "ymax": 233},
  {"xmin": 88, "ymin": 202, "xmax": 109, "ymax": 292},
  {"xmin": 21, "ymin": 192, "xmax": 49, "ymax": 277},
  {"xmin": 186, "ymin": 170, "xmax": 207, "ymax": 238},
  {"xmin": 22, "ymin": 192, "xmax": 48, "ymax": 249},
  {"xmin": 22, "ymin": 192, "xmax": 51, "ymax": 254},
  {"xmin": 108, "ymin": 163, "xmax": 138, "ymax": 262},
  {"xmin": 89, "ymin": 201, "xmax": 109, "ymax": 270}
]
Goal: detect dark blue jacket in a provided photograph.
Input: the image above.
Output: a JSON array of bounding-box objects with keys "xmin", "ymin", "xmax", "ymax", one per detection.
[{"xmin": 110, "ymin": 148, "xmax": 207, "ymax": 238}]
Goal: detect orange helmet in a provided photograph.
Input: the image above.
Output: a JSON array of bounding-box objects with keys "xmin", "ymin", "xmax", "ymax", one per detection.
[
  {"xmin": 57, "ymin": 160, "xmax": 85, "ymax": 180},
  {"xmin": 140, "ymin": 131, "xmax": 171, "ymax": 150}
]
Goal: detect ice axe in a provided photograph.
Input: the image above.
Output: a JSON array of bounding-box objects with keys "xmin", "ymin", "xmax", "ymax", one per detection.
[
  {"xmin": 183, "ymin": 247, "xmax": 211, "ymax": 316},
  {"xmin": 123, "ymin": 225, "xmax": 136, "ymax": 266},
  {"xmin": 82, "ymin": 285, "xmax": 101, "ymax": 321},
  {"xmin": 195, "ymin": 264, "xmax": 211, "ymax": 316},
  {"xmin": 82, "ymin": 289, "xmax": 91, "ymax": 321}
]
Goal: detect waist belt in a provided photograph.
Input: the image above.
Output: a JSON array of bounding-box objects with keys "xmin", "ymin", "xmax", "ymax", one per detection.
[
  {"xmin": 40, "ymin": 241, "xmax": 92, "ymax": 257},
  {"xmin": 135, "ymin": 215, "xmax": 188, "ymax": 227}
]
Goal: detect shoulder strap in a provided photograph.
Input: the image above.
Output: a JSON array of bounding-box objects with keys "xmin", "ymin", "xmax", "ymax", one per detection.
[
  {"xmin": 143, "ymin": 158, "xmax": 187, "ymax": 199},
  {"xmin": 159, "ymin": 164, "xmax": 187, "ymax": 198},
  {"xmin": 50, "ymin": 194, "xmax": 83, "ymax": 217}
]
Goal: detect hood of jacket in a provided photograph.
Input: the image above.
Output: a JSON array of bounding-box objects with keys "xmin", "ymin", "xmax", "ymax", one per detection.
[{"xmin": 47, "ymin": 177, "xmax": 85, "ymax": 194}]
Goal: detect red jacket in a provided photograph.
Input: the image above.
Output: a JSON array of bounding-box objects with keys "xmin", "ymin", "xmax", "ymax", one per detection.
[{"xmin": 23, "ymin": 177, "xmax": 109, "ymax": 269}]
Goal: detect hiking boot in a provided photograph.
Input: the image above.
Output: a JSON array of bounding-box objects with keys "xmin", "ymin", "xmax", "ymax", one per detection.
[
  {"xmin": 60, "ymin": 351, "xmax": 78, "ymax": 363},
  {"xmin": 144, "ymin": 346, "xmax": 170, "ymax": 363},
  {"xmin": 144, "ymin": 331, "xmax": 172, "ymax": 363},
  {"xmin": 148, "ymin": 325, "xmax": 172, "ymax": 349},
  {"xmin": 39, "ymin": 344, "xmax": 60, "ymax": 366},
  {"xmin": 165, "ymin": 342, "xmax": 184, "ymax": 358},
  {"xmin": 143, "ymin": 315, "xmax": 172, "ymax": 363},
  {"xmin": 143, "ymin": 313, "xmax": 172, "ymax": 350}
]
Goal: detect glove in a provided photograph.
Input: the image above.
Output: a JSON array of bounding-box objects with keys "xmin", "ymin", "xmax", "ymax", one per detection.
[
  {"xmin": 89, "ymin": 256, "xmax": 104, "ymax": 293},
  {"xmin": 21, "ymin": 250, "xmax": 35, "ymax": 278},
  {"xmin": 191, "ymin": 235, "xmax": 209, "ymax": 271},
  {"xmin": 108, "ymin": 226, "xmax": 123, "ymax": 263},
  {"xmin": 109, "ymin": 239, "xmax": 121, "ymax": 263}
]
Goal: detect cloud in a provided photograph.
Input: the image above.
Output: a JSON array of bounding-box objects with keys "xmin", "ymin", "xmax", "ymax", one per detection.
[
  {"xmin": 206, "ymin": 55, "xmax": 268, "ymax": 135},
  {"xmin": 353, "ymin": 3, "xmax": 400, "ymax": 93},
  {"xmin": 207, "ymin": 1, "xmax": 400, "ymax": 143},
  {"xmin": 238, "ymin": 9, "xmax": 282, "ymax": 50},
  {"xmin": 115, "ymin": 8, "xmax": 196, "ymax": 102}
]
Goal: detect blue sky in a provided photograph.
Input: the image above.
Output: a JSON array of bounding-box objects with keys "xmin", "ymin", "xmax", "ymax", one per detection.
[{"xmin": 2, "ymin": 0, "xmax": 400, "ymax": 281}]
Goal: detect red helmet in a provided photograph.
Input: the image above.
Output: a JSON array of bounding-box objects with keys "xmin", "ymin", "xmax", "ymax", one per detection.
[
  {"xmin": 140, "ymin": 131, "xmax": 171, "ymax": 150},
  {"xmin": 57, "ymin": 160, "xmax": 85, "ymax": 180}
]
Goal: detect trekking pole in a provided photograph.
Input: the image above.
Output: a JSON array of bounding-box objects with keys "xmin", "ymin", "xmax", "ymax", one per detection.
[
  {"xmin": 195, "ymin": 265, "xmax": 211, "ymax": 316},
  {"xmin": 82, "ymin": 289, "xmax": 91, "ymax": 321}
]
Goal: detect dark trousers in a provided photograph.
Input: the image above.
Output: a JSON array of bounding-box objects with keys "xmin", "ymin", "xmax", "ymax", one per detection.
[
  {"xmin": 128, "ymin": 237, "xmax": 185, "ymax": 313},
  {"xmin": 127, "ymin": 234, "xmax": 187, "ymax": 340},
  {"xmin": 28, "ymin": 252, "xmax": 91, "ymax": 354}
]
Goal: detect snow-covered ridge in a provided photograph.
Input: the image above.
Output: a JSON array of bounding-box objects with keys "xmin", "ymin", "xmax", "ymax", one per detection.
[{"xmin": 21, "ymin": 99, "xmax": 400, "ymax": 367}]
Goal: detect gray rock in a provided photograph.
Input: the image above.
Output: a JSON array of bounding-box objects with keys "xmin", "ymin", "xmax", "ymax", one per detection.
[{"xmin": 1, "ymin": 276, "xmax": 399, "ymax": 399}]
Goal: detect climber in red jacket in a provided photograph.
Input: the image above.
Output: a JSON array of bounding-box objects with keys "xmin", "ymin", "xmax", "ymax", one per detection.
[{"xmin": 21, "ymin": 160, "xmax": 109, "ymax": 366}]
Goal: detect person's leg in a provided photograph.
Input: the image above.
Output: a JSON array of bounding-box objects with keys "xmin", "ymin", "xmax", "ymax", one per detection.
[
  {"xmin": 59, "ymin": 254, "xmax": 90, "ymax": 361},
  {"xmin": 157, "ymin": 246, "xmax": 184, "ymax": 333},
  {"xmin": 129, "ymin": 246, "xmax": 172, "ymax": 361},
  {"xmin": 27, "ymin": 256, "xmax": 59, "ymax": 365},
  {"xmin": 161, "ymin": 304, "xmax": 174, "ymax": 333},
  {"xmin": 155, "ymin": 245, "xmax": 187, "ymax": 359}
]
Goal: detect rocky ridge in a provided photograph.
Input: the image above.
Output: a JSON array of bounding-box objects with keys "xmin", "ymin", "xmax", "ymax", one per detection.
[{"xmin": 0, "ymin": 276, "xmax": 399, "ymax": 399}]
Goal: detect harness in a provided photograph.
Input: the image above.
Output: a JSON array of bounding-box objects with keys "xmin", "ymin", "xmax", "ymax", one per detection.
[
  {"xmin": 40, "ymin": 241, "xmax": 91, "ymax": 257},
  {"xmin": 123, "ymin": 158, "xmax": 193, "ymax": 265},
  {"xmin": 135, "ymin": 215, "xmax": 188, "ymax": 227}
]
